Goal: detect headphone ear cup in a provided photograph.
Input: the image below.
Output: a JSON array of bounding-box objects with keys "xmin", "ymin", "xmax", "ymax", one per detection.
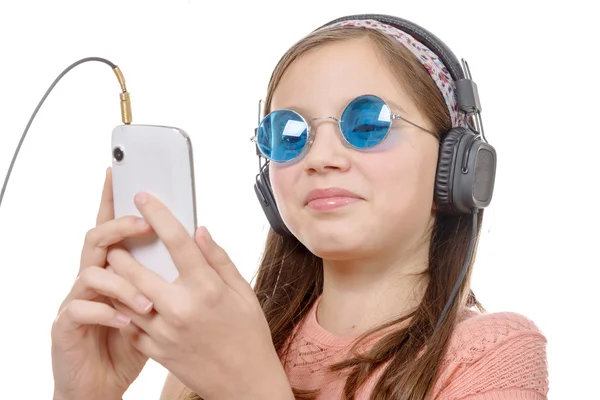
[
  {"xmin": 435, "ymin": 129, "xmax": 463, "ymax": 213},
  {"xmin": 435, "ymin": 128, "xmax": 497, "ymax": 214},
  {"xmin": 254, "ymin": 165, "xmax": 291, "ymax": 236}
]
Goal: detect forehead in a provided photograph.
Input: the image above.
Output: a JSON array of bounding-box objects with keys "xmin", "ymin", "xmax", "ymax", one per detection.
[{"xmin": 271, "ymin": 37, "xmax": 413, "ymax": 115}]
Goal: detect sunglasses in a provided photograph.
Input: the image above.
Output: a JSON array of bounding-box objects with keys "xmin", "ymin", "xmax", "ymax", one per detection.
[{"xmin": 252, "ymin": 94, "xmax": 434, "ymax": 163}]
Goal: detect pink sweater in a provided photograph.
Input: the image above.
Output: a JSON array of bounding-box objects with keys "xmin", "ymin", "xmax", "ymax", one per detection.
[{"xmin": 282, "ymin": 296, "xmax": 549, "ymax": 399}]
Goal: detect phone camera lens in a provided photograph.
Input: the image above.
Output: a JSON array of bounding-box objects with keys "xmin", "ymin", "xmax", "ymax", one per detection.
[{"xmin": 113, "ymin": 147, "xmax": 124, "ymax": 162}]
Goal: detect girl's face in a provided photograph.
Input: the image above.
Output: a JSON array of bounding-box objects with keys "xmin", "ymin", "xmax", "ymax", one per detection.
[{"xmin": 269, "ymin": 38, "xmax": 440, "ymax": 261}]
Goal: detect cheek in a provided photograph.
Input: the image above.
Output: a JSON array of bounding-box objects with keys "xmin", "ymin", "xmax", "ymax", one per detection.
[
  {"xmin": 268, "ymin": 165, "xmax": 297, "ymax": 217},
  {"xmin": 369, "ymin": 145, "xmax": 438, "ymax": 214}
]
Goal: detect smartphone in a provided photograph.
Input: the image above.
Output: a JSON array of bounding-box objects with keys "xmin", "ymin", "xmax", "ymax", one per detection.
[{"xmin": 111, "ymin": 124, "xmax": 197, "ymax": 283}]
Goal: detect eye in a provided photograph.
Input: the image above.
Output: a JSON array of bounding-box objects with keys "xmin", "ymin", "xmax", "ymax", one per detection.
[
  {"xmin": 351, "ymin": 122, "xmax": 389, "ymax": 133},
  {"xmin": 353, "ymin": 124, "xmax": 375, "ymax": 133}
]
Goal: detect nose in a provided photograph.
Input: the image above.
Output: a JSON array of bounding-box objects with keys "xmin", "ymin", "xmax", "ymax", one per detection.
[{"xmin": 303, "ymin": 117, "xmax": 351, "ymax": 175}]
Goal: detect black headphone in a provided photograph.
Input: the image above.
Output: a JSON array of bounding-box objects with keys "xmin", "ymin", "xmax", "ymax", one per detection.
[{"xmin": 253, "ymin": 14, "xmax": 497, "ymax": 237}]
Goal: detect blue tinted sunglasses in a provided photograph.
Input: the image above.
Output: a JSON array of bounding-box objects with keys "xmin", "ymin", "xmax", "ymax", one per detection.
[{"xmin": 252, "ymin": 94, "xmax": 435, "ymax": 163}]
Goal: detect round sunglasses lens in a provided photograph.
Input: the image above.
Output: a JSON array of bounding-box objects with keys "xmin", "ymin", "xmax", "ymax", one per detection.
[
  {"xmin": 340, "ymin": 95, "xmax": 391, "ymax": 148},
  {"xmin": 257, "ymin": 110, "xmax": 308, "ymax": 162}
]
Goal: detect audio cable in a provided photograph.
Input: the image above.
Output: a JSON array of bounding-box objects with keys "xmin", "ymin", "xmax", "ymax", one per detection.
[{"xmin": 0, "ymin": 57, "xmax": 132, "ymax": 210}]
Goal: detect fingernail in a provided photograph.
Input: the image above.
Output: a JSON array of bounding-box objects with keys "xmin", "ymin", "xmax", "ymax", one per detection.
[
  {"xmin": 136, "ymin": 218, "xmax": 149, "ymax": 229},
  {"xmin": 116, "ymin": 313, "xmax": 131, "ymax": 325},
  {"xmin": 136, "ymin": 295, "xmax": 153, "ymax": 312},
  {"xmin": 200, "ymin": 226, "xmax": 212, "ymax": 242},
  {"xmin": 135, "ymin": 193, "xmax": 148, "ymax": 205}
]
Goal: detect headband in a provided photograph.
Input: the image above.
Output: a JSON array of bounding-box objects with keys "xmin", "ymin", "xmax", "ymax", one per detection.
[{"xmin": 321, "ymin": 19, "xmax": 468, "ymax": 129}]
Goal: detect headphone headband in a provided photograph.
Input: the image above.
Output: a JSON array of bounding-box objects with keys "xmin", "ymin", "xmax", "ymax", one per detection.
[{"xmin": 316, "ymin": 14, "xmax": 465, "ymax": 82}]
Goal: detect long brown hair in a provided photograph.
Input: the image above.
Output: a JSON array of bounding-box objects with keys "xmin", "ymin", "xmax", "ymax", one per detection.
[{"xmin": 185, "ymin": 25, "xmax": 485, "ymax": 400}]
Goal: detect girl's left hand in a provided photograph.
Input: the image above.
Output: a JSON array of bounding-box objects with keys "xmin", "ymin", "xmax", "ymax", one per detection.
[{"xmin": 105, "ymin": 192, "xmax": 292, "ymax": 400}]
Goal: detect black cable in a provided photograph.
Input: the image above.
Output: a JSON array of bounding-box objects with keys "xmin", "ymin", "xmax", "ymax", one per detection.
[
  {"xmin": 433, "ymin": 209, "xmax": 479, "ymax": 334},
  {"xmin": 0, "ymin": 57, "xmax": 128, "ymax": 210}
]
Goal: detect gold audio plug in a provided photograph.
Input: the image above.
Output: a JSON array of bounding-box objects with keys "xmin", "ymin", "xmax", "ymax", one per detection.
[{"xmin": 112, "ymin": 66, "xmax": 132, "ymax": 125}]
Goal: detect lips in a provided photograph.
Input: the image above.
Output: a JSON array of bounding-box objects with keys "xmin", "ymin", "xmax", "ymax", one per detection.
[
  {"xmin": 305, "ymin": 187, "xmax": 361, "ymax": 204},
  {"xmin": 304, "ymin": 187, "xmax": 363, "ymax": 211}
]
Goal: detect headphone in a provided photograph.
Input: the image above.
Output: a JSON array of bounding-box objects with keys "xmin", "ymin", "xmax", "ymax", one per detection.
[{"xmin": 253, "ymin": 14, "xmax": 497, "ymax": 237}]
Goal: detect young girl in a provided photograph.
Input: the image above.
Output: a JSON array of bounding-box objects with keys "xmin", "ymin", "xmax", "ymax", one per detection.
[{"xmin": 50, "ymin": 14, "xmax": 549, "ymax": 400}]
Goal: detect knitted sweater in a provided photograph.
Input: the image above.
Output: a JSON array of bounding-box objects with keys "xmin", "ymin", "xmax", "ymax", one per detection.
[{"xmin": 281, "ymin": 296, "xmax": 549, "ymax": 399}]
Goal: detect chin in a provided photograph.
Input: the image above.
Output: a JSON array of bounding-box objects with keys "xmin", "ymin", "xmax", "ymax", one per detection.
[{"xmin": 294, "ymin": 220, "xmax": 374, "ymax": 261}]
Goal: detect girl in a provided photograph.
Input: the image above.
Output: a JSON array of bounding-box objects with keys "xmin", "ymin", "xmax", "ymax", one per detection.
[{"xmin": 51, "ymin": 14, "xmax": 549, "ymax": 400}]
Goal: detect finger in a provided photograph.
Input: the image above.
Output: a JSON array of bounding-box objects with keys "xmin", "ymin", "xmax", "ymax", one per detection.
[
  {"xmin": 119, "ymin": 320, "xmax": 147, "ymax": 343},
  {"xmin": 79, "ymin": 215, "xmax": 153, "ymax": 272},
  {"xmin": 111, "ymin": 298, "xmax": 157, "ymax": 332},
  {"xmin": 66, "ymin": 266, "xmax": 154, "ymax": 315},
  {"xmin": 125, "ymin": 325, "xmax": 162, "ymax": 362},
  {"xmin": 106, "ymin": 247, "xmax": 173, "ymax": 313},
  {"xmin": 133, "ymin": 192, "xmax": 221, "ymax": 283},
  {"xmin": 55, "ymin": 299, "xmax": 131, "ymax": 332},
  {"xmin": 118, "ymin": 319, "xmax": 142, "ymax": 339},
  {"xmin": 96, "ymin": 167, "xmax": 115, "ymax": 226},
  {"xmin": 195, "ymin": 227, "xmax": 251, "ymax": 296}
]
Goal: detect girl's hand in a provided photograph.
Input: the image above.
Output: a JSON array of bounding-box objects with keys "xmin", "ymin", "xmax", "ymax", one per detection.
[
  {"xmin": 51, "ymin": 169, "xmax": 154, "ymax": 400},
  {"xmin": 106, "ymin": 192, "xmax": 293, "ymax": 400}
]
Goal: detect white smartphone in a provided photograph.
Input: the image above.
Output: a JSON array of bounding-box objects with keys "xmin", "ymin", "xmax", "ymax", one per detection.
[{"xmin": 111, "ymin": 124, "xmax": 197, "ymax": 283}]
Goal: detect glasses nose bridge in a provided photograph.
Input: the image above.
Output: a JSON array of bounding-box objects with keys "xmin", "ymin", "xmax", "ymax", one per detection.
[
  {"xmin": 307, "ymin": 115, "xmax": 341, "ymax": 141},
  {"xmin": 308, "ymin": 115, "xmax": 340, "ymax": 125}
]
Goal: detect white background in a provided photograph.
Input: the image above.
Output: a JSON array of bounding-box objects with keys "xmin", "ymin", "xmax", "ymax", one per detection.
[{"xmin": 0, "ymin": 1, "xmax": 597, "ymax": 399}]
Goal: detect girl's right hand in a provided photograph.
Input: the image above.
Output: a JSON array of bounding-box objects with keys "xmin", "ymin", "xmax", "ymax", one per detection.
[{"xmin": 51, "ymin": 169, "xmax": 155, "ymax": 400}]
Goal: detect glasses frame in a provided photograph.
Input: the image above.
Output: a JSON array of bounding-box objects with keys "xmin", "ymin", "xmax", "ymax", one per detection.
[{"xmin": 250, "ymin": 94, "xmax": 436, "ymax": 164}]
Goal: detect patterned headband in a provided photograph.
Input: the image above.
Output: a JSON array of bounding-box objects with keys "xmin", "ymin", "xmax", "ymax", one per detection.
[{"xmin": 321, "ymin": 19, "xmax": 467, "ymax": 129}]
